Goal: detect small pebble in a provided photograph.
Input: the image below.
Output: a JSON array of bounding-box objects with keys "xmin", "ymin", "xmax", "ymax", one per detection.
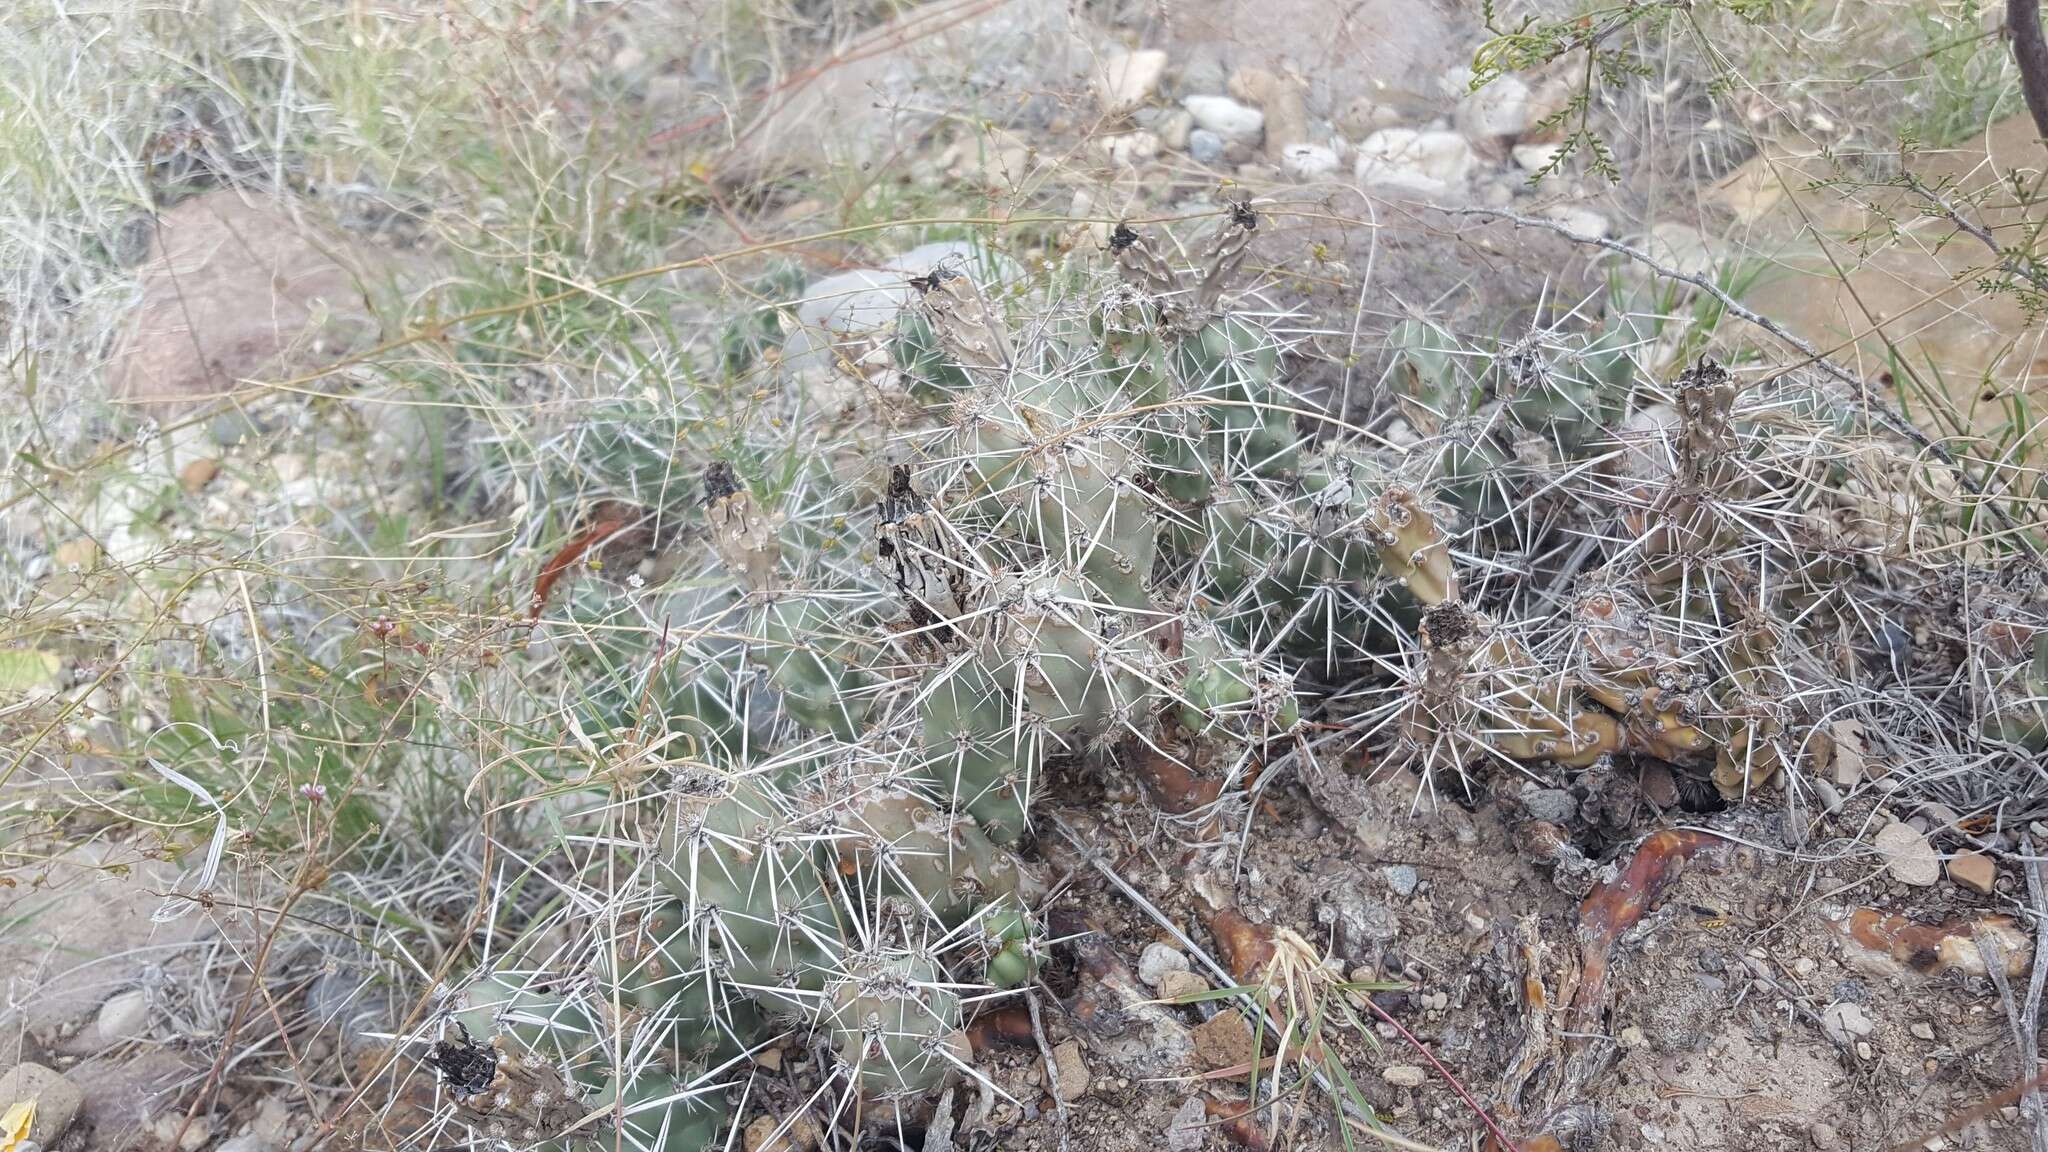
[
  {"xmin": 1384, "ymin": 864, "xmax": 1419, "ymax": 898},
  {"xmin": 1048, "ymin": 1039, "xmax": 1089, "ymax": 1100},
  {"xmin": 1948, "ymin": 851, "xmax": 1997, "ymax": 895},
  {"xmin": 1193, "ymin": 1010, "xmax": 1258, "ymax": 1071},
  {"xmin": 1381, "ymin": 1064, "xmax": 1427, "ymax": 1089},
  {"xmin": 0, "ymin": 1064, "xmax": 83, "ymax": 1145},
  {"xmin": 1521, "ymin": 787, "xmax": 1577, "ymax": 823},
  {"xmin": 179, "ymin": 458, "xmax": 220, "ymax": 494},
  {"xmin": 95, "ymin": 988, "xmax": 150, "ymax": 1041},
  {"xmin": 1158, "ymin": 970, "xmax": 1212, "ymax": 1002},
  {"xmin": 1456, "ymin": 74, "xmax": 1531, "ymax": 141},
  {"xmin": 1137, "ymin": 942, "xmax": 1190, "ymax": 989},
  {"xmin": 1187, "ymin": 129, "xmax": 1225, "ymax": 165},
  {"xmin": 1354, "ymin": 128, "xmax": 1476, "ymax": 196},
  {"xmin": 1822, "ymin": 1001, "xmax": 1875, "ymax": 1044},
  {"xmin": 1156, "ymin": 108, "xmax": 1194, "ymax": 151},
  {"xmin": 1911, "ymin": 1022, "xmax": 1936, "ymax": 1041},
  {"xmin": 1095, "ymin": 48, "xmax": 1168, "ymax": 111},
  {"xmin": 1280, "ymin": 142, "xmax": 1341, "ymax": 180},
  {"xmin": 1166, "ymin": 1096, "xmax": 1207, "ymax": 1152},
  {"xmin": 1100, "ymin": 130, "xmax": 1160, "ymax": 167},
  {"xmin": 743, "ymin": 1112, "xmax": 822, "ymax": 1152},
  {"xmin": 1875, "ymin": 821, "xmax": 1941, "ymax": 887},
  {"xmin": 1182, "ymin": 94, "xmax": 1264, "ymax": 142},
  {"xmin": 1545, "ymin": 206, "xmax": 1610, "ymax": 240},
  {"xmin": 1811, "ymin": 777, "xmax": 1845, "ymax": 816},
  {"xmin": 1811, "ymin": 1122, "xmax": 1841, "ymax": 1150}
]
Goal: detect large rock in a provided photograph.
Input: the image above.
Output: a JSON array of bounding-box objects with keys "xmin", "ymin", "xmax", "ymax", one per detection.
[
  {"xmin": 1227, "ymin": 67, "xmax": 1309, "ymax": 156},
  {"xmin": 106, "ymin": 190, "xmax": 389, "ymax": 413},
  {"xmin": 0, "ymin": 1063, "xmax": 82, "ymax": 1145},
  {"xmin": 1354, "ymin": 128, "xmax": 1476, "ymax": 197},
  {"xmin": 1095, "ymin": 48, "xmax": 1168, "ymax": 112},
  {"xmin": 0, "ymin": 842, "xmax": 215, "ymax": 1060},
  {"xmin": 778, "ymin": 240, "xmax": 1024, "ymax": 386},
  {"xmin": 718, "ymin": 0, "xmax": 1094, "ymax": 181},
  {"xmin": 1183, "ymin": 94, "xmax": 1264, "ymax": 144}
]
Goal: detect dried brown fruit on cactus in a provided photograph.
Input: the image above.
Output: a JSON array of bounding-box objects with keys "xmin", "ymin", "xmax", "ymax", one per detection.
[{"xmin": 705, "ymin": 461, "xmax": 782, "ymax": 590}]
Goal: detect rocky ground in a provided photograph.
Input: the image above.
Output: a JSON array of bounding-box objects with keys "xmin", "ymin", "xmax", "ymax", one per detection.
[{"xmin": 4, "ymin": 0, "xmax": 2047, "ymax": 1150}]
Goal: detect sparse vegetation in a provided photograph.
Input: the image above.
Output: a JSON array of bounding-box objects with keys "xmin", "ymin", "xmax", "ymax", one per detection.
[{"xmin": 9, "ymin": 2, "xmax": 2048, "ymax": 1151}]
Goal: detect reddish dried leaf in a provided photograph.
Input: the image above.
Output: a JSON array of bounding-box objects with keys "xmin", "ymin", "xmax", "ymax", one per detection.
[
  {"xmin": 528, "ymin": 514, "xmax": 631, "ymax": 618},
  {"xmin": 1130, "ymin": 744, "xmax": 1222, "ymax": 814},
  {"xmin": 1206, "ymin": 907, "xmax": 1277, "ymax": 983},
  {"xmin": 1201, "ymin": 1095, "xmax": 1273, "ymax": 1150}
]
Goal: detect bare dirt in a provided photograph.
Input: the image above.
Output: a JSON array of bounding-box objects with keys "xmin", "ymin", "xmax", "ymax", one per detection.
[{"xmin": 939, "ymin": 749, "xmax": 2045, "ymax": 1152}]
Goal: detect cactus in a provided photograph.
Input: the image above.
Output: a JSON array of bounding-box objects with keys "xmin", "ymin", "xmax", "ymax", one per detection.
[
  {"xmin": 825, "ymin": 950, "xmax": 970, "ymax": 1103},
  {"xmin": 457, "ymin": 974, "xmax": 606, "ymax": 1088},
  {"xmin": 653, "ymin": 773, "xmax": 840, "ymax": 1016},
  {"xmin": 588, "ymin": 1069, "xmax": 735, "ymax": 1152},
  {"xmin": 432, "ymin": 206, "xmax": 1958, "ymax": 1150},
  {"xmin": 601, "ymin": 902, "xmax": 766, "ymax": 1065}
]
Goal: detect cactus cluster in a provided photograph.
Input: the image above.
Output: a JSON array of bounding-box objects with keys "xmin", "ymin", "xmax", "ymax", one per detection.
[{"xmin": 432, "ymin": 206, "xmax": 1947, "ymax": 1149}]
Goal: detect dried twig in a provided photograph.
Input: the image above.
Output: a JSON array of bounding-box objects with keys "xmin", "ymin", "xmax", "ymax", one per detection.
[
  {"xmin": 2025, "ymin": 831, "xmax": 2048, "ymax": 1151},
  {"xmin": 1024, "ymin": 989, "xmax": 1073, "ymax": 1152}
]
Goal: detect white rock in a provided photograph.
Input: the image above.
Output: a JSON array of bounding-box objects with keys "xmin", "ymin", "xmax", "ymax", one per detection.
[
  {"xmin": 1381, "ymin": 1064, "xmax": 1427, "ymax": 1088},
  {"xmin": 1513, "ymin": 142, "xmax": 1564, "ymax": 172},
  {"xmin": 1101, "ymin": 130, "xmax": 1161, "ymax": 167},
  {"xmin": 1546, "ymin": 206, "xmax": 1610, "ymax": 240},
  {"xmin": 1096, "ymin": 49, "xmax": 1167, "ymax": 111},
  {"xmin": 1875, "ymin": 820, "xmax": 1941, "ymax": 886},
  {"xmin": 95, "ymin": 988, "xmax": 149, "ymax": 1041},
  {"xmin": 1354, "ymin": 129, "xmax": 1475, "ymax": 197},
  {"xmin": 795, "ymin": 268, "xmax": 911, "ymax": 334},
  {"xmin": 882, "ymin": 240, "xmax": 1020, "ymax": 285},
  {"xmin": 1822, "ymin": 1001, "xmax": 1875, "ymax": 1045},
  {"xmin": 1137, "ymin": 942, "xmax": 1191, "ymax": 989},
  {"xmin": 1338, "ymin": 95, "xmax": 1403, "ymax": 138},
  {"xmin": 1165, "ymin": 1096, "xmax": 1207, "ymax": 1152},
  {"xmin": 1156, "ymin": 108, "xmax": 1194, "ymax": 151},
  {"xmin": 1281, "ymin": 143, "xmax": 1341, "ymax": 180},
  {"xmin": 1645, "ymin": 222, "xmax": 1721, "ymax": 279},
  {"xmin": 611, "ymin": 45, "xmax": 648, "ymax": 74},
  {"xmin": 1182, "ymin": 95, "xmax": 1264, "ymax": 143},
  {"xmin": 1457, "ymin": 74, "xmax": 1531, "ymax": 142}
]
